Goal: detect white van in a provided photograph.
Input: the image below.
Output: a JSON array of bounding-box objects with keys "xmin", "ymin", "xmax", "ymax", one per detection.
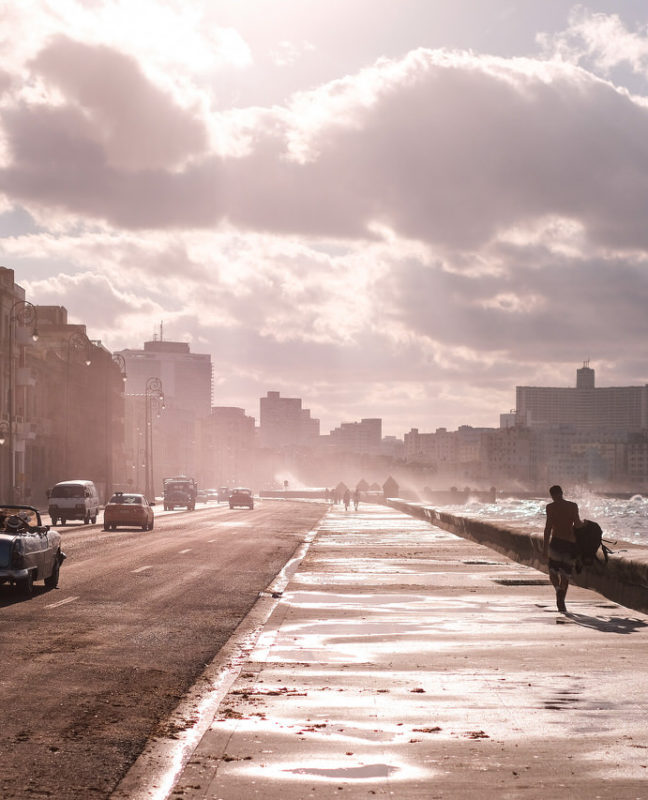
[{"xmin": 48, "ymin": 480, "xmax": 100, "ymax": 525}]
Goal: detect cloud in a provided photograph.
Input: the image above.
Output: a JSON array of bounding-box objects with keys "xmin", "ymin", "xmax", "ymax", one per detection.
[
  {"xmin": 30, "ymin": 36, "xmax": 208, "ymax": 171},
  {"xmin": 539, "ymin": 6, "xmax": 648, "ymax": 80},
  {"xmin": 1, "ymin": 46, "xmax": 648, "ymax": 255}
]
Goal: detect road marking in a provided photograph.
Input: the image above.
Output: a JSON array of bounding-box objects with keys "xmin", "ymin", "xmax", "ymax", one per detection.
[
  {"xmin": 45, "ymin": 596, "xmax": 79, "ymax": 609},
  {"xmin": 132, "ymin": 565, "xmax": 152, "ymax": 573},
  {"xmin": 179, "ymin": 548, "xmax": 192, "ymax": 554}
]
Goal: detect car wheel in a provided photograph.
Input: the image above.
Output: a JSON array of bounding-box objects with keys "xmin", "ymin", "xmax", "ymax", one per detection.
[
  {"xmin": 44, "ymin": 559, "xmax": 60, "ymax": 590},
  {"xmin": 149, "ymin": 520, "xmax": 154, "ymax": 530},
  {"xmin": 50, "ymin": 516, "xmax": 57, "ymax": 525},
  {"xmin": 103, "ymin": 525, "xmax": 110, "ymax": 531},
  {"xmin": 111, "ymin": 524, "xmax": 117, "ymax": 531},
  {"xmin": 17, "ymin": 571, "xmax": 34, "ymax": 596},
  {"xmin": 60, "ymin": 518, "xmax": 66, "ymax": 526},
  {"xmin": 84, "ymin": 514, "xmax": 90, "ymax": 524},
  {"xmin": 91, "ymin": 514, "xmax": 97, "ymax": 524}
]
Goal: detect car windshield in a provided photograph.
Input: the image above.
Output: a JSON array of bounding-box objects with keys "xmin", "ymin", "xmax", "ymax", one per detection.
[
  {"xmin": 0, "ymin": 506, "xmax": 39, "ymax": 530},
  {"xmin": 109, "ymin": 494, "xmax": 142, "ymax": 505},
  {"xmin": 50, "ymin": 484, "xmax": 85, "ymax": 498}
]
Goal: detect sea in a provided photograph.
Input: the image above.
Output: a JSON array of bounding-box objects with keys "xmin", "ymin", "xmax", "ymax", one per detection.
[{"xmin": 442, "ymin": 492, "xmax": 648, "ymax": 547}]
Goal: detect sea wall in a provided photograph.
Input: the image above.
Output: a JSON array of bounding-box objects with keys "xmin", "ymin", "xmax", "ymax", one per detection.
[{"xmin": 386, "ymin": 498, "xmax": 648, "ymax": 615}]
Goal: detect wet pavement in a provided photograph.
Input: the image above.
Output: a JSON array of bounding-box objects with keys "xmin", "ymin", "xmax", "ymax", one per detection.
[{"xmin": 123, "ymin": 503, "xmax": 648, "ymax": 799}]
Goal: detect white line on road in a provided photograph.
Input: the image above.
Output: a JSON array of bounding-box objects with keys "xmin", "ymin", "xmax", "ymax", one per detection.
[
  {"xmin": 45, "ymin": 596, "xmax": 79, "ymax": 609},
  {"xmin": 179, "ymin": 549, "xmax": 192, "ymax": 554},
  {"xmin": 132, "ymin": 565, "xmax": 153, "ymax": 573}
]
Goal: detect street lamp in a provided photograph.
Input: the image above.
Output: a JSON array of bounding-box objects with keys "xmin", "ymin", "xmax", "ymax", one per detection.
[
  {"xmin": 64, "ymin": 331, "xmax": 92, "ymax": 476},
  {"xmin": 112, "ymin": 353, "xmax": 127, "ymax": 382},
  {"xmin": 144, "ymin": 377, "xmax": 164, "ymax": 501},
  {"xmin": 7, "ymin": 300, "xmax": 38, "ymax": 503},
  {"xmin": 104, "ymin": 354, "xmax": 127, "ymax": 501}
]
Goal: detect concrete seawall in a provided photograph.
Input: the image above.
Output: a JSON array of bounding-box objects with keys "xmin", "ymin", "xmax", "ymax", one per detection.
[{"xmin": 386, "ymin": 498, "xmax": 648, "ymax": 615}]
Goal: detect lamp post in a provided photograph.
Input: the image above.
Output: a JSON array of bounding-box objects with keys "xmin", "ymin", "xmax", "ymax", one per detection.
[
  {"xmin": 144, "ymin": 377, "xmax": 164, "ymax": 501},
  {"xmin": 104, "ymin": 354, "xmax": 126, "ymax": 501},
  {"xmin": 64, "ymin": 331, "xmax": 92, "ymax": 477},
  {"xmin": 0, "ymin": 420, "xmax": 9, "ymax": 500},
  {"xmin": 8, "ymin": 300, "xmax": 38, "ymax": 503}
]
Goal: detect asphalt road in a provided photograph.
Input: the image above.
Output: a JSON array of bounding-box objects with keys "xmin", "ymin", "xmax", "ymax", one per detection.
[{"xmin": 0, "ymin": 499, "xmax": 328, "ymax": 800}]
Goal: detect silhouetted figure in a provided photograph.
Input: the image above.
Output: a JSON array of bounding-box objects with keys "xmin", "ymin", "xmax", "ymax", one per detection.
[
  {"xmin": 353, "ymin": 489, "xmax": 360, "ymax": 511},
  {"xmin": 343, "ymin": 489, "xmax": 351, "ymax": 510},
  {"xmin": 543, "ymin": 485, "xmax": 583, "ymax": 613}
]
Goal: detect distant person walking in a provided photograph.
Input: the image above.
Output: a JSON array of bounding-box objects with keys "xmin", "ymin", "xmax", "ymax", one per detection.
[
  {"xmin": 543, "ymin": 485, "xmax": 583, "ymax": 613},
  {"xmin": 343, "ymin": 489, "xmax": 351, "ymax": 511},
  {"xmin": 353, "ymin": 488, "xmax": 360, "ymax": 511}
]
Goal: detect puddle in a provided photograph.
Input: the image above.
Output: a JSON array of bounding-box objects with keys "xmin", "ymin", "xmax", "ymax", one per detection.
[{"xmin": 286, "ymin": 763, "xmax": 400, "ymax": 780}]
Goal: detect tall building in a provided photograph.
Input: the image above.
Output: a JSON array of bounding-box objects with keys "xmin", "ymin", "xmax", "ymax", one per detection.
[
  {"xmin": 259, "ymin": 391, "xmax": 319, "ymax": 449},
  {"xmin": 199, "ymin": 406, "xmax": 255, "ymax": 488},
  {"xmin": 329, "ymin": 418, "xmax": 382, "ymax": 454},
  {"xmin": 1, "ymin": 268, "xmax": 124, "ymax": 503},
  {"xmin": 516, "ymin": 364, "xmax": 648, "ymax": 431},
  {"xmin": 116, "ymin": 339, "xmax": 212, "ymax": 493}
]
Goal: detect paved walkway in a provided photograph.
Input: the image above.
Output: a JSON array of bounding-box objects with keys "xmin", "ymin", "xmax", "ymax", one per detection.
[{"xmin": 163, "ymin": 503, "xmax": 648, "ymax": 799}]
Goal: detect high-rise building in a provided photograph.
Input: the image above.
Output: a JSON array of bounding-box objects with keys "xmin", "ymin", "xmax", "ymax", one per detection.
[
  {"xmin": 329, "ymin": 418, "xmax": 382, "ymax": 454},
  {"xmin": 259, "ymin": 391, "xmax": 320, "ymax": 449},
  {"xmin": 116, "ymin": 339, "xmax": 212, "ymax": 493},
  {"xmin": 516, "ymin": 364, "xmax": 648, "ymax": 431},
  {"xmin": 199, "ymin": 406, "xmax": 255, "ymax": 487}
]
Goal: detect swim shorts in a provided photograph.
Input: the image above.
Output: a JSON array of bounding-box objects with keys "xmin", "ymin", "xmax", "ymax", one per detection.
[{"xmin": 548, "ymin": 538, "xmax": 579, "ymax": 576}]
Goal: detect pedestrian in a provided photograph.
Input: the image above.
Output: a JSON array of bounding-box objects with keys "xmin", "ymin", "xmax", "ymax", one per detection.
[
  {"xmin": 343, "ymin": 489, "xmax": 351, "ymax": 510},
  {"xmin": 353, "ymin": 488, "xmax": 360, "ymax": 511},
  {"xmin": 542, "ymin": 485, "xmax": 583, "ymax": 613}
]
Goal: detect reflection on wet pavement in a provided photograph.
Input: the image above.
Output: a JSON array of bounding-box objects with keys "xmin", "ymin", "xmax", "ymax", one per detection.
[{"xmin": 168, "ymin": 503, "xmax": 648, "ymax": 799}]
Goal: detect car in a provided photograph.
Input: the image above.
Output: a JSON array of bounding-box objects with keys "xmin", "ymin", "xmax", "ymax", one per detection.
[
  {"xmin": 217, "ymin": 487, "xmax": 230, "ymax": 503},
  {"xmin": 229, "ymin": 488, "xmax": 254, "ymax": 509},
  {"xmin": 0, "ymin": 505, "xmax": 66, "ymax": 596},
  {"xmin": 103, "ymin": 492, "xmax": 154, "ymax": 531},
  {"xmin": 48, "ymin": 479, "xmax": 100, "ymax": 525}
]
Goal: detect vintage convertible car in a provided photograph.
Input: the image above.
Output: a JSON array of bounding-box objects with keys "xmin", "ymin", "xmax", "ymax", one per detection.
[{"xmin": 0, "ymin": 505, "xmax": 66, "ymax": 595}]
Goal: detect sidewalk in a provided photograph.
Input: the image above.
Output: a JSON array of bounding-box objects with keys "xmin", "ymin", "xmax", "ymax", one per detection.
[{"xmin": 169, "ymin": 503, "xmax": 648, "ymax": 799}]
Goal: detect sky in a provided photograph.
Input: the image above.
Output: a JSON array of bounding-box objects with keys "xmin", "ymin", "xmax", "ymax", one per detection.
[{"xmin": 1, "ymin": 1, "xmax": 648, "ymax": 436}]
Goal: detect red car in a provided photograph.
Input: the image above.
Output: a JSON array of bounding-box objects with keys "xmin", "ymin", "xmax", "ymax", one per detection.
[{"xmin": 104, "ymin": 493, "xmax": 154, "ymax": 531}]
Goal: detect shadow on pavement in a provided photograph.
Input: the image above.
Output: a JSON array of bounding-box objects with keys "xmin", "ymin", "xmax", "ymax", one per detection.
[{"xmin": 565, "ymin": 611, "xmax": 648, "ymax": 634}]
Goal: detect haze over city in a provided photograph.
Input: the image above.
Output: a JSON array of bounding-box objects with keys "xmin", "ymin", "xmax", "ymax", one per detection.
[{"xmin": 1, "ymin": 1, "xmax": 648, "ymax": 435}]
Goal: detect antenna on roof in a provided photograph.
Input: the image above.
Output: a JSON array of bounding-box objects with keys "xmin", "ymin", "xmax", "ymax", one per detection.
[{"xmin": 160, "ymin": 320, "xmax": 164, "ymax": 341}]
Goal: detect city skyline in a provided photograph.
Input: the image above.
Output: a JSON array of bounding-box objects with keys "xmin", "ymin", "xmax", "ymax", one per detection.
[{"xmin": 1, "ymin": 1, "xmax": 648, "ymax": 437}]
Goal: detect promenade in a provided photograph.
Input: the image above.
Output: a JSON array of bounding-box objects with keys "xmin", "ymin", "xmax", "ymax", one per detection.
[{"xmin": 137, "ymin": 503, "xmax": 648, "ymax": 799}]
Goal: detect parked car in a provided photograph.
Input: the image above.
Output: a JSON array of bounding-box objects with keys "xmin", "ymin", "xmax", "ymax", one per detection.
[
  {"xmin": 48, "ymin": 479, "xmax": 100, "ymax": 525},
  {"xmin": 0, "ymin": 505, "xmax": 66, "ymax": 595},
  {"xmin": 229, "ymin": 488, "xmax": 254, "ymax": 509},
  {"xmin": 103, "ymin": 492, "xmax": 154, "ymax": 531}
]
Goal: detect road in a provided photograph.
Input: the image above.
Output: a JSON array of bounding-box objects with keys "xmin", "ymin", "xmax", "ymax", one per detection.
[{"xmin": 0, "ymin": 499, "xmax": 328, "ymax": 800}]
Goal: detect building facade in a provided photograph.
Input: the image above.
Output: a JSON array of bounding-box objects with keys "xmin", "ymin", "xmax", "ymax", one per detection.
[{"xmin": 516, "ymin": 364, "xmax": 648, "ymax": 431}]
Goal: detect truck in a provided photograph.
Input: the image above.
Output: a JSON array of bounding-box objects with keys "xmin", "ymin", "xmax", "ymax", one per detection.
[{"xmin": 162, "ymin": 476, "xmax": 197, "ymax": 511}]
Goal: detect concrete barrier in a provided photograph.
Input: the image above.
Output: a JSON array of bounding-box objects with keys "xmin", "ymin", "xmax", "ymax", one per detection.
[{"xmin": 386, "ymin": 498, "xmax": 648, "ymax": 615}]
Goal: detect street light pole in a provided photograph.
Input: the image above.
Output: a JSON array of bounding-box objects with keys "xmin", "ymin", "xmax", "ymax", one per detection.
[
  {"xmin": 64, "ymin": 331, "xmax": 92, "ymax": 477},
  {"xmin": 105, "ymin": 354, "xmax": 126, "ymax": 501},
  {"xmin": 8, "ymin": 301, "xmax": 38, "ymax": 504},
  {"xmin": 144, "ymin": 377, "xmax": 163, "ymax": 501}
]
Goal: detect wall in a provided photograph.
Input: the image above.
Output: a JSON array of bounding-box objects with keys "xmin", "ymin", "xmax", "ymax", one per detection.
[{"xmin": 386, "ymin": 498, "xmax": 648, "ymax": 615}]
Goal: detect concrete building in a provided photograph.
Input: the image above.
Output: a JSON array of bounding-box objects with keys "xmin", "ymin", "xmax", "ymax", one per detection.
[
  {"xmin": 258, "ymin": 391, "xmax": 320, "ymax": 449},
  {"xmin": 199, "ymin": 406, "xmax": 256, "ymax": 488},
  {"xmin": 1, "ymin": 268, "xmax": 125, "ymax": 503},
  {"xmin": 329, "ymin": 418, "xmax": 382, "ymax": 455},
  {"xmin": 116, "ymin": 339, "xmax": 212, "ymax": 495},
  {"xmin": 516, "ymin": 363, "xmax": 648, "ymax": 431}
]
